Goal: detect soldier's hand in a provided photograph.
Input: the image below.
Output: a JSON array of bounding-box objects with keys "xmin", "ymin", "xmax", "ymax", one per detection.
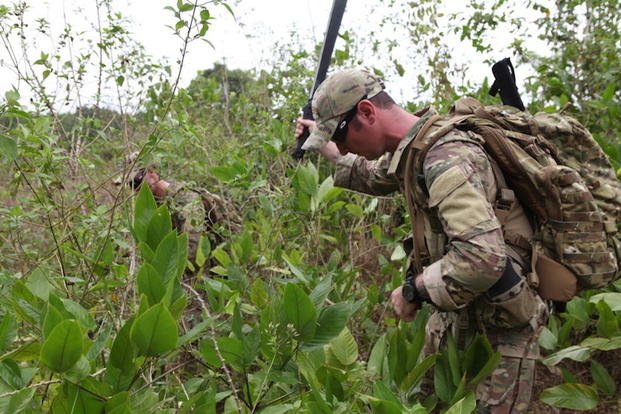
[
  {"xmin": 295, "ymin": 117, "xmax": 316, "ymax": 139},
  {"xmin": 389, "ymin": 286, "xmax": 419, "ymax": 322}
]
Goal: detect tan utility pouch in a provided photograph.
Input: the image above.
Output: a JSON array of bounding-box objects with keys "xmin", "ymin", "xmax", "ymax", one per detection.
[{"xmin": 530, "ymin": 248, "xmax": 577, "ymax": 302}]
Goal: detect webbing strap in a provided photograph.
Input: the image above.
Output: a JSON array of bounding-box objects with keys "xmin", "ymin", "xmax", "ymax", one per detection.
[{"xmin": 404, "ymin": 114, "xmax": 442, "ymax": 274}]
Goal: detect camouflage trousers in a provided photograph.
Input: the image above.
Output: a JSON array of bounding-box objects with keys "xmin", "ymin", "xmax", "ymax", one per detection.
[
  {"xmin": 475, "ymin": 351, "xmax": 535, "ymax": 413},
  {"xmin": 422, "ymin": 311, "xmax": 541, "ymax": 413}
]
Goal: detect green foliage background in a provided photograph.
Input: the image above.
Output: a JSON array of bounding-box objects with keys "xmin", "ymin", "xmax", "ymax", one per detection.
[{"xmin": 0, "ymin": 0, "xmax": 620, "ymax": 412}]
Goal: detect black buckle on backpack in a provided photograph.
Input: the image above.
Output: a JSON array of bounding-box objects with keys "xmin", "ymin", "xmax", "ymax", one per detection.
[{"xmin": 496, "ymin": 188, "xmax": 515, "ymax": 211}]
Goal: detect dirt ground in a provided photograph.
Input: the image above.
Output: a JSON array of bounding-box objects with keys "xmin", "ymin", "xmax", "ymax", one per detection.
[{"xmin": 529, "ymin": 350, "xmax": 621, "ymax": 413}]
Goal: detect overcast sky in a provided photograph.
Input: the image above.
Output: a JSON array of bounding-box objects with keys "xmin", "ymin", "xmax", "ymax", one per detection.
[
  {"xmin": 0, "ymin": 0, "xmax": 542, "ymax": 109},
  {"xmin": 0, "ymin": 0, "xmax": 356, "ymax": 106}
]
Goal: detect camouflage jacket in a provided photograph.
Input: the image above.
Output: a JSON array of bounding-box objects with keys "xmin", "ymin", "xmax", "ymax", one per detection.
[
  {"xmin": 163, "ymin": 181, "xmax": 240, "ymax": 265},
  {"xmin": 334, "ymin": 107, "xmax": 545, "ymax": 333}
]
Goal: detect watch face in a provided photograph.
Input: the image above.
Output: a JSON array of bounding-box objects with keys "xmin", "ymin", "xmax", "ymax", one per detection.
[{"xmin": 402, "ymin": 284, "xmax": 415, "ymax": 302}]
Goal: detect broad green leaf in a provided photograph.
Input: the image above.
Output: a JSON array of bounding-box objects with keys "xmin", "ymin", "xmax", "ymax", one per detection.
[
  {"xmin": 282, "ymin": 283, "xmax": 317, "ymax": 341},
  {"xmin": 400, "ymin": 354, "xmax": 437, "ymax": 392},
  {"xmin": 369, "ymin": 382, "xmax": 403, "ymax": 413},
  {"xmin": 133, "ymin": 184, "xmax": 157, "ymax": 243},
  {"xmin": 590, "ymin": 361, "xmax": 616, "ymax": 396},
  {"xmin": 542, "ymin": 345, "xmax": 591, "ymax": 366},
  {"xmin": 40, "ymin": 319, "xmax": 83, "ymax": 372},
  {"xmin": 388, "ymin": 328, "xmax": 408, "ymax": 386},
  {"xmin": 105, "ymin": 391, "xmax": 132, "ymax": 414},
  {"xmin": 447, "ymin": 332, "xmax": 461, "ymax": 386},
  {"xmin": 0, "ymin": 313, "xmax": 16, "ymax": 353},
  {"xmin": 212, "ymin": 248, "xmax": 232, "ymax": 267},
  {"xmin": 0, "ymin": 341, "xmax": 40, "ymax": 363},
  {"xmin": 59, "ymin": 297, "xmax": 96, "ymax": 331},
  {"xmin": 196, "ymin": 235, "xmax": 211, "ymax": 267},
  {"xmin": 390, "ymin": 244, "xmax": 406, "ymax": 261},
  {"xmin": 240, "ymin": 326, "xmax": 261, "ymax": 368},
  {"xmin": 231, "ymin": 304, "xmax": 243, "ymax": 339},
  {"xmin": 0, "ymin": 359, "xmax": 24, "ymax": 389},
  {"xmin": 445, "ymin": 391, "xmax": 476, "ymax": 414},
  {"xmin": 0, "ymin": 134, "xmax": 17, "ymax": 162},
  {"xmin": 233, "ymin": 231, "xmax": 253, "ymax": 263},
  {"xmin": 176, "ymin": 233, "xmax": 188, "ymax": 279},
  {"xmin": 0, "ymin": 387, "xmax": 35, "ymax": 413},
  {"xmin": 178, "ymin": 2, "xmax": 194, "ymax": 12},
  {"xmin": 314, "ymin": 176, "xmax": 334, "ymax": 206},
  {"xmin": 538, "ymin": 327, "xmax": 558, "ymax": 351},
  {"xmin": 540, "ymin": 383, "xmax": 598, "ymax": 410},
  {"xmin": 303, "ymin": 302, "xmax": 352, "ymax": 349},
  {"xmin": 566, "ymin": 297, "xmax": 591, "ymax": 325},
  {"xmin": 199, "ymin": 339, "xmax": 222, "ymax": 367},
  {"xmin": 137, "ymin": 241, "xmax": 155, "ymax": 262},
  {"xmin": 294, "ymin": 163, "xmax": 319, "ymax": 196},
  {"xmin": 595, "ymin": 300, "xmax": 618, "ymax": 337},
  {"xmin": 130, "ymin": 303, "xmax": 178, "ymax": 357},
  {"xmin": 136, "ymin": 263, "xmax": 166, "ymax": 306},
  {"xmin": 146, "ymin": 205, "xmax": 172, "ymax": 250},
  {"xmin": 42, "ymin": 303, "xmax": 64, "ymax": 339},
  {"xmin": 580, "ymin": 336, "xmax": 621, "ymax": 351},
  {"xmin": 53, "ymin": 382, "xmax": 105, "ymax": 413},
  {"xmin": 63, "ymin": 355, "xmax": 91, "ymax": 382},
  {"xmin": 369, "ymin": 400, "xmax": 403, "ymax": 414},
  {"xmin": 345, "ymin": 203, "xmax": 364, "ymax": 218},
  {"xmin": 434, "ymin": 353, "xmax": 455, "ymax": 403},
  {"xmin": 216, "ymin": 337, "xmax": 243, "ymax": 369},
  {"xmin": 282, "ymin": 255, "xmax": 310, "ymax": 285},
  {"xmin": 463, "ymin": 334, "xmax": 494, "ymax": 378},
  {"xmin": 367, "ymin": 334, "xmax": 387, "ymax": 377},
  {"xmin": 151, "ymin": 231, "xmax": 179, "ymax": 288},
  {"xmin": 589, "ymin": 293, "xmax": 621, "ymax": 311},
  {"xmin": 329, "ymin": 328, "xmax": 358, "ymax": 366},
  {"xmin": 211, "ymin": 165, "xmax": 237, "ymax": 183},
  {"xmin": 249, "ymin": 278, "xmax": 269, "ymax": 309},
  {"xmin": 25, "ymin": 267, "xmax": 54, "ymax": 301}
]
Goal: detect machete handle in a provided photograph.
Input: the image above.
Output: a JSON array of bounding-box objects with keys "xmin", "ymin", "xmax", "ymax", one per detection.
[{"xmin": 292, "ymin": 100, "xmax": 314, "ymax": 160}]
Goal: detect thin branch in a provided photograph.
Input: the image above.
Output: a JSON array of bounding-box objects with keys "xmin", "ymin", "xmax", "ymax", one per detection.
[
  {"xmin": 182, "ymin": 281, "xmax": 244, "ymax": 412},
  {"xmin": 0, "ymin": 380, "xmax": 61, "ymax": 398}
]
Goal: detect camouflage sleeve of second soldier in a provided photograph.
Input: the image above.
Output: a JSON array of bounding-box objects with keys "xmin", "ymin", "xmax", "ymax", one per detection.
[{"xmin": 420, "ymin": 137, "xmax": 508, "ymax": 311}]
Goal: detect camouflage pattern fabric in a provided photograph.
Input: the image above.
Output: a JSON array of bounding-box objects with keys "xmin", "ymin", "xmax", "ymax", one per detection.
[
  {"xmin": 333, "ymin": 107, "xmax": 546, "ymax": 411},
  {"xmin": 164, "ymin": 181, "xmax": 240, "ymax": 267}
]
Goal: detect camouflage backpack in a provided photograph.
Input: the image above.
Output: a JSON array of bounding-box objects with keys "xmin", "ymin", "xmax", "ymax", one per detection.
[{"xmin": 406, "ymin": 97, "xmax": 621, "ymax": 301}]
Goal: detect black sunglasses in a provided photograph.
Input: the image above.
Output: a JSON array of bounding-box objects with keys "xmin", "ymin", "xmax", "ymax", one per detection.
[{"xmin": 331, "ymin": 95, "xmax": 367, "ymax": 144}]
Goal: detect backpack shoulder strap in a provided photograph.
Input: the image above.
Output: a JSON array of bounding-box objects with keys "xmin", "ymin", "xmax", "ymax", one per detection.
[{"xmin": 403, "ymin": 114, "xmax": 442, "ymax": 274}]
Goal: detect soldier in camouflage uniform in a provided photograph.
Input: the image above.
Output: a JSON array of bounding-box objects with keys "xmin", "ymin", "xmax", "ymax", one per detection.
[
  {"xmin": 296, "ymin": 69, "xmax": 547, "ymax": 412},
  {"xmin": 132, "ymin": 167, "xmax": 240, "ymax": 270}
]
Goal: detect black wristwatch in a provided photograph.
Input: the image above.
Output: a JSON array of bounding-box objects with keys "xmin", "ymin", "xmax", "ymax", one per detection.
[{"xmin": 402, "ymin": 274, "xmax": 425, "ymax": 304}]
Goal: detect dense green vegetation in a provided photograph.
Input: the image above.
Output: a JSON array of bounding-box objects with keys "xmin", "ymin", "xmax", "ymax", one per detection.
[{"xmin": 0, "ymin": 0, "xmax": 620, "ymax": 412}]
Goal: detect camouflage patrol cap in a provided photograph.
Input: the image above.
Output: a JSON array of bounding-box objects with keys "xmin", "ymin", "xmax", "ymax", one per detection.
[{"xmin": 301, "ymin": 68, "xmax": 385, "ymax": 150}]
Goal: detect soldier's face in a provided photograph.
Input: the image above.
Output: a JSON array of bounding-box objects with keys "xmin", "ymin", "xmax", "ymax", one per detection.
[{"xmin": 335, "ymin": 112, "xmax": 387, "ymax": 160}]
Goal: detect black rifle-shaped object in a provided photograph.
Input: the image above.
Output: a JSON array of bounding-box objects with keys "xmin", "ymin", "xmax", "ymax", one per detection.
[
  {"xmin": 489, "ymin": 57, "xmax": 525, "ymax": 111},
  {"xmin": 292, "ymin": 0, "xmax": 348, "ymax": 160}
]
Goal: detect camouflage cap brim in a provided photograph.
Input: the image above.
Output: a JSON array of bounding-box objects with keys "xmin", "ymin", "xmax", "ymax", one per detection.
[{"xmin": 301, "ymin": 116, "xmax": 339, "ymax": 150}]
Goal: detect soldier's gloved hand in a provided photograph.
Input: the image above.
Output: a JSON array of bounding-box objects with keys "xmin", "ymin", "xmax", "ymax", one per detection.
[{"xmin": 389, "ymin": 286, "xmax": 419, "ymax": 321}]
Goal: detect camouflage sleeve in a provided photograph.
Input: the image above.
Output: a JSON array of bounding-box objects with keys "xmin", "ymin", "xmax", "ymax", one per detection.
[
  {"xmin": 420, "ymin": 137, "xmax": 507, "ymax": 311},
  {"xmin": 334, "ymin": 153, "xmax": 400, "ymax": 196}
]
